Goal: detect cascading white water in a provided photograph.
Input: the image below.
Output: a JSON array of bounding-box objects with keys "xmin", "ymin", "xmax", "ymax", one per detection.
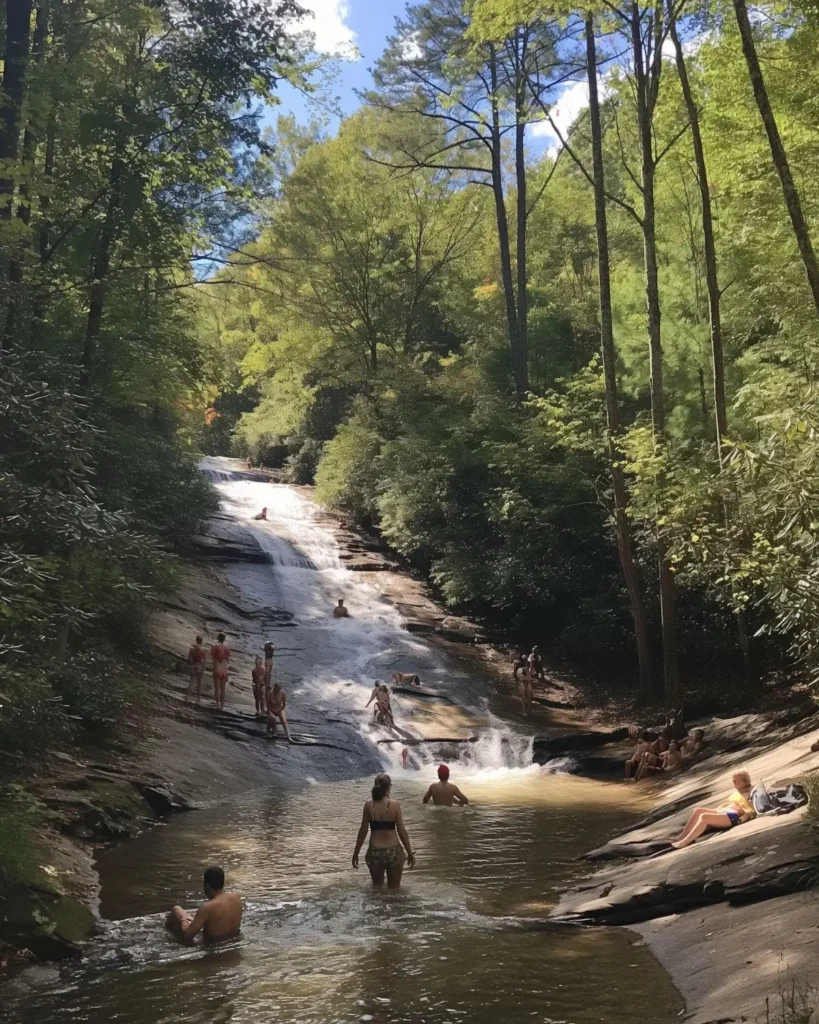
[{"xmin": 199, "ymin": 457, "xmax": 559, "ymax": 776}]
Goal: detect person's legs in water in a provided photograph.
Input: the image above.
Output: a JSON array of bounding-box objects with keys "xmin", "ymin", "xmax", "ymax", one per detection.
[
  {"xmin": 166, "ymin": 906, "xmax": 193, "ymax": 937},
  {"xmin": 386, "ymin": 861, "xmax": 404, "ymax": 890},
  {"xmin": 367, "ymin": 858, "xmax": 386, "ymax": 887}
]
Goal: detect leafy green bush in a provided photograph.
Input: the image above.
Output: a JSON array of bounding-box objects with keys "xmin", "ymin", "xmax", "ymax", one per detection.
[{"xmin": 0, "ymin": 787, "xmax": 45, "ymax": 885}]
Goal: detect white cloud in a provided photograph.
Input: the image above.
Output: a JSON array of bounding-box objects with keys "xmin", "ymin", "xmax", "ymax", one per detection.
[
  {"xmin": 298, "ymin": 0, "xmax": 357, "ymax": 57},
  {"xmin": 530, "ymin": 79, "xmax": 591, "ymax": 156}
]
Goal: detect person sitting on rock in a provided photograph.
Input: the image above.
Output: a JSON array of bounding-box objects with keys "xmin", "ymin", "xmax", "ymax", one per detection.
[
  {"xmin": 166, "ymin": 866, "xmax": 242, "ymax": 945},
  {"xmin": 670, "ymin": 771, "xmax": 756, "ymax": 849},
  {"xmin": 625, "ymin": 731, "xmax": 659, "ymax": 779},
  {"xmin": 635, "ymin": 739, "xmax": 683, "ymax": 780},
  {"xmin": 681, "ymin": 729, "xmax": 705, "ymax": 760},
  {"xmin": 333, "ymin": 598, "xmax": 350, "ymax": 618}
]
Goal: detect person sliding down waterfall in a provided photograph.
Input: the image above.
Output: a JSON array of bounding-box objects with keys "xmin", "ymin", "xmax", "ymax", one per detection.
[
  {"xmin": 423, "ymin": 764, "xmax": 469, "ymax": 806},
  {"xmin": 365, "ymin": 682, "xmax": 395, "ymax": 728},
  {"xmin": 253, "ymin": 507, "xmax": 267, "ymax": 521},
  {"xmin": 333, "ymin": 598, "xmax": 350, "ymax": 618}
]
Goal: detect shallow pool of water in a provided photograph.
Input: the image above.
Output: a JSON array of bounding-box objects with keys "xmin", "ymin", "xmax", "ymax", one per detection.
[{"xmin": 6, "ymin": 772, "xmax": 683, "ymax": 1024}]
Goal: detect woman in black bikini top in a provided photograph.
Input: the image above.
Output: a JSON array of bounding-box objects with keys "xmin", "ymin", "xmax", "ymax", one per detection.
[{"xmin": 352, "ymin": 773, "xmax": 415, "ymax": 889}]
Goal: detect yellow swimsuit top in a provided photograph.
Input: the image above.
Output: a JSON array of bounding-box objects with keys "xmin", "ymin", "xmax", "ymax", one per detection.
[{"xmin": 725, "ymin": 789, "xmax": 755, "ymax": 817}]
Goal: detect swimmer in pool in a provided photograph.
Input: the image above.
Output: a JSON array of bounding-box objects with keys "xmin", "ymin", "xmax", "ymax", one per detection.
[
  {"xmin": 423, "ymin": 764, "xmax": 469, "ymax": 806},
  {"xmin": 166, "ymin": 866, "xmax": 242, "ymax": 944}
]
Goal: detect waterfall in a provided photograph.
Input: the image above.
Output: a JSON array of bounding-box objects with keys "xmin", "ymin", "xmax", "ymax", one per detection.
[{"xmin": 199, "ymin": 456, "xmax": 568, "ymax": 776}]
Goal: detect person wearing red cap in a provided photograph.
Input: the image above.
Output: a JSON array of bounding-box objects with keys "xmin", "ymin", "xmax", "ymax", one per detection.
[{"xmin": 422, "ymin": 764, "xmax": 469, "ymax": 806}]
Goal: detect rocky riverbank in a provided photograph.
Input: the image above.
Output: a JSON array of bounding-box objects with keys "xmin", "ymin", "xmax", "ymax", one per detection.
[{"xmin": 550, "ymin": 713, "xmax": 819, "ymax": 1023}]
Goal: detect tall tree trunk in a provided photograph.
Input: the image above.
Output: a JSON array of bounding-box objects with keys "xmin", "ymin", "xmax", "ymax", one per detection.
[
  {"xmin": 5, "ymin": 2, "xmax": 49, "ymax": 347},
  {"xmin": 81, "ymin": 157, "xmax": 124, "ymax": 387},
  {"xmin": 489, "ymin": 45, "xmax": 526, "ymax": 401},
  {"xmin": 514, "ymin": 29, "xmax": 529, "ymax": 398},
  {"xmin": 0, "ymin": 0, "xmax": 33, "ymax": 222},
  {"xmin": 1, "ymin": 0, "xmax": 34, "ymax": 351},
  {"xmin": 586, "ymin": 14, "xmax": 656, "ymax": 703},
  {"xmin": 631, "ymin": 1, "xmax": 681, "ymax": 710},
  {"xmin": 733, "ymin": 0, "xmax": 819, "ymax": 319},
  {"xmin": 37, "ymin": 107, "xmax": 56, "ymax": 264},
  {"xmin": 671, "ymin": 14, "xmax": 757, "ymax": 691}
]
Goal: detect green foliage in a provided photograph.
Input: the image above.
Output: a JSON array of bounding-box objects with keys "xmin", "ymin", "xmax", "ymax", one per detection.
[
  {"xmin": 0, "ymin": 0, "xmax": 305, "ymax": 766},
  {"xmin": 200, "ymin": 2, "xmax": 819, "ymax": 690},
  {"xmin": 0, "ymin": 787, "xmax": 45, "ymax": 885}
]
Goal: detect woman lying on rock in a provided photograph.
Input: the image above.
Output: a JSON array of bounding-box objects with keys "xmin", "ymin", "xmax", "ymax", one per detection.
[{"xmin": 671, "ymin": 771, "xmax": 756, "ymax": 849}]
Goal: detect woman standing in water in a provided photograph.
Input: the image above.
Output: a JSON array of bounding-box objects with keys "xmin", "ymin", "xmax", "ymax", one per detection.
[{"xmin": 352, "ymin": 773, "xmax": 415, "ymax": 889}]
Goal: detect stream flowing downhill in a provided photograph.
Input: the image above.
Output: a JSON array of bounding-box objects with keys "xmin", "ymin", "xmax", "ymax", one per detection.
[{"xmin": 6, "ymin": 460, "xmax": 683, "ymax": 1024}]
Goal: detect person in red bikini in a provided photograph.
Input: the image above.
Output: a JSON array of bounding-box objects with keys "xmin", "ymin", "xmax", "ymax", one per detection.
[
  {"xmin": 186, "ymin": 635, "xmax": 206, "ymax": 704},
  {"xmin": 210, "ymin": 632, "xmax": 230, "ymax": 711}
]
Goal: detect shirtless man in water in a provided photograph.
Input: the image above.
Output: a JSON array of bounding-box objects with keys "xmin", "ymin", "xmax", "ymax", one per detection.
[
  {"xmin": 186, "ymin": 635, "xmax": 206, "ymax": 704},
  {"xmin": 253, "ymin": 507, "xmax": 268, "ymax": 521},
  {"xmin": 423, "ymin": 764, "xmax": 469, "ymax": 806},
  {"xmin": 166, "ymin": 866, "xmax": 242, "ymax": 945},
  {"xmin": 210, "ymin": 632, "xmax": 230, "ymax": 711},
  {"xmin": 252, "ymin": 656, "xmax": 267, "ymax": 717},
  {"xmin": 333, "ymin": 598, "xmax": 350, "ymax": 618},
  {"xmin": 266, "ymin": 682, "xmax": 292, "ymax": 741}
]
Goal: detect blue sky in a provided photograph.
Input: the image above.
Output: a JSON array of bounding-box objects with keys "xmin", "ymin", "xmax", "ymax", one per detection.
[
  {"xmin": 271, "ymin": 0, "xmax": 589, "ymax": 153},
  {"xmin": 273, "ymin": 1, "xmax": 402, "ymax": 125}
]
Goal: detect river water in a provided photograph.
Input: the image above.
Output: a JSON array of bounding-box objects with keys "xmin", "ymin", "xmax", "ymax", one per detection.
[{"xmin": 5, "ymin": 460, "xmax": 683, "ymax": 1024}]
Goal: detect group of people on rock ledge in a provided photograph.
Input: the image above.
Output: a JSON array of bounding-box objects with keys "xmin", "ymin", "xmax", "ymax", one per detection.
[
  {"xmin": 624, "ymin": 724, "xmax": 705, "ymax": 781},
  {"xmin": 185, "ymin": 633, "xmax": 290, "ymax": 741},
  {"xmin": 183, "ymin": 598, "xmax": 354, "ymax": 741}
]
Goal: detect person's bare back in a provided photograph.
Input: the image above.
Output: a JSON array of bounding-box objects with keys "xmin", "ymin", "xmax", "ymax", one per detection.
[
  {"xmin": 423, "ymin": 766, "xmax": 469, "ymax": 806},
  {"xmin": 167, "ymin": 867, "xmax": 242, "ymax": 945}
]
